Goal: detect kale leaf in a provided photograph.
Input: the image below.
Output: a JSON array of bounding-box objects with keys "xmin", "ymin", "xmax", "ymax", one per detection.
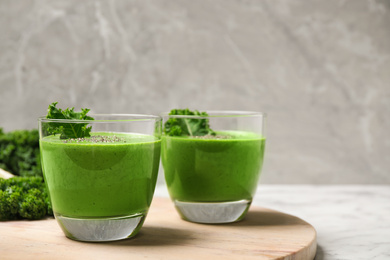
[
  {"xmin": 0, "ymin": 128, "xmax": 42, "ymax": 177},
  {"xmin": 164, "ymin": 109, "xmax": 215, "ymax": 137},
  {"xmin": 19, "ymin": 188, "xmax": 47, "ymax": 220},
  {"xmin": 0, "ymin": 176, "xmax": 52, "ymax": 220},
  {"xmin": 45, "ymin": 102, "xmax": 94, "ymax": 139}
]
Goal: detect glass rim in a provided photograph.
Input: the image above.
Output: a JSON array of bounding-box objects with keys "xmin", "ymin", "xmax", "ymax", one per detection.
[
  {"xmin": 161, "ymin": 110, "xmax": 266, "ymax": 119},
  {"xmin": 38, "ymin": 114, "xmax": 161, "ymax": 123}
]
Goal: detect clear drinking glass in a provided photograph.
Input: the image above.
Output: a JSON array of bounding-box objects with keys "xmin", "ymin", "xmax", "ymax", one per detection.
[
  {"xmin": 161, "ymin": 111, "xmax": 266, "ymax": 224},
  {"xmin": 38, "ymin": 114, "xmax": 161, "ymax": 242}
]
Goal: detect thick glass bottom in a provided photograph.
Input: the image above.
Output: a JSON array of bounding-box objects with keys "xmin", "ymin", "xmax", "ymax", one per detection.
[
  {"xmin": 55, "ymin": 212, "xmax": 146, "ymax": 242},
  {"xmin": 174, "ymin": 199, "xmax": 251, "ymax": 224}
]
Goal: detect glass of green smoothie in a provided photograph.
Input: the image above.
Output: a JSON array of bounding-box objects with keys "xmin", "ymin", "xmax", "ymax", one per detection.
[
  {"xmin": 161, "ymin": 110, "xmax": 266, "ymax": 224},
  {"xmin": 38, "ymin": 114, "xmax": 161, "ymax": 242}
]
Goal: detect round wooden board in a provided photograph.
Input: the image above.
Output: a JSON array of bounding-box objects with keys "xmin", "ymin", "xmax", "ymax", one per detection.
[{"xmin": 0, "ymin": 197, "xmax": 316, "ymax": 260}]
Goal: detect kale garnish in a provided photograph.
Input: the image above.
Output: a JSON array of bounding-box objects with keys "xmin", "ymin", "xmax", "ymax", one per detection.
[
  {"xmin": 45, "ymin": 102, "xmax": 94, "ymax": 139},
  {"xmin": 164, "ymin": 109, "xmax": 215, "ymax": 137}
]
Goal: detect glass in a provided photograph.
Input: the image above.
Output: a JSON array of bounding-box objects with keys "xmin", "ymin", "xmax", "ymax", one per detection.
[
  {"xmin": 38, "ymin": 114, "xmax": 161, "ymax": 242},
  {"xmin": 161, "ymin": 111, "xmax": 266, "ymax": 224}
]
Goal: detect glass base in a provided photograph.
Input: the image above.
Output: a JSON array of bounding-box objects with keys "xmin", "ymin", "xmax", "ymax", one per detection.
[
  {"xmin": 55, "ymin": 213, "xmax": 146, "ymax": 242},
  {"xmin": 174, "ymin": 199, "xmax": 251, "ymax": 224}
]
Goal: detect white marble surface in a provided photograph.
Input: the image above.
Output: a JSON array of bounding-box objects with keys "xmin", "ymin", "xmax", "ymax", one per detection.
[{"xmin": 154, "ymin": 184, "xmax": 390, "ymax": 260}]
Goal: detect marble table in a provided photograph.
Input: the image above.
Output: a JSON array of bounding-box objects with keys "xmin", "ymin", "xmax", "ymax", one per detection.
[{"xmin": 154, "ymin": 185, "xmax": 390, "ymax": 260}]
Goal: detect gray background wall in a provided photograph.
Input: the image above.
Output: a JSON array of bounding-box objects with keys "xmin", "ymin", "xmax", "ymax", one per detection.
[{"xmin": 1, "ymin": 0, "xmax": 389, "ymax": 184}]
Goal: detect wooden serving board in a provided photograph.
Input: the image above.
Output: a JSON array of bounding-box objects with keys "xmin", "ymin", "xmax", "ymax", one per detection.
[{"xmin": 0, "ymin": 197, "xmax": 316, "ymax": 260}]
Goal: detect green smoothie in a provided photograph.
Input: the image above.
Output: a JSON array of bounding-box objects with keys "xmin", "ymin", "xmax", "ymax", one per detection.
[
  {"xmin": 162, "ymin": 131, "xmax": 265, "ymax": 202},
  {"xmin": 40, "ymin": 132, "xmax": 161, "ymax": 218}
]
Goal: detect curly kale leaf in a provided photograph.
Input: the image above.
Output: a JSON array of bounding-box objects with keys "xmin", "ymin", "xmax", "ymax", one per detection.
[
  {"xmin": 19, "ymin": 188, "xmax": 47, "ymax": 220},
  {"xmin": 0, "ymin": 177, "xmax": 52, "ymax": 221},
  {"xmin": 45, "ymin": 102, "xmax": 94, "ymax": 139},
  {"xmin": 1, "ymin": 176, "xmax": 44, "ymax": 190},
  {"xmin": 0, "ymin": 128, "xmax": 41, "ymax": 177},
  {"xmin": 0, "ymin": 186, "xmax": 23, "ymax": 220},
  {"xmin": 164, "ymin": 109, "xmax": 215, "ymax": 137}
]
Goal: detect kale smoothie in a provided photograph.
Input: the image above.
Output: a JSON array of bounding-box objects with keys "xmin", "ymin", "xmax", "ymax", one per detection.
[
  {"xmin": 40, "ymin": 132, "xmax": 161, "ymax": 219},
  {"xmin": 162, "ymin": 131, "xmax": 265, "ymax": 203}
]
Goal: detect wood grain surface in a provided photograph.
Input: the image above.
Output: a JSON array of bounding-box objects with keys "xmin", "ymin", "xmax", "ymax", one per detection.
[{"xmin": 0, "ymin": 197, "xmax": 316, "ymax": 260}]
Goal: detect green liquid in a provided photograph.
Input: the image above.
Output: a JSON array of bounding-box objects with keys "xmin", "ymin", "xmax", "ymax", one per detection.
[
  {"xmin": 162, "ymin": 131, "xmax": 265, "ymax": 202},
  {"xmin": 40, "ymin": 132, "xmax": 161, "ymax": 218}
]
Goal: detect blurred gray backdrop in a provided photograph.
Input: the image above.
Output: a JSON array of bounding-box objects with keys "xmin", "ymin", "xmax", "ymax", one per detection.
[{"xmin": 1, "ymin": 0, "xmax": 389, "ymax": 184}]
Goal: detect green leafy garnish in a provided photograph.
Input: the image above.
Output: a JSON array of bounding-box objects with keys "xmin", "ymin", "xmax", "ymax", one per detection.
[
  {"xmin": 164, "ymin": 109, "xmax": 215, "ymax": 137},
  {"xmin": 45, "ymin": 102, "xmax": 94, "ymax": 139}
]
